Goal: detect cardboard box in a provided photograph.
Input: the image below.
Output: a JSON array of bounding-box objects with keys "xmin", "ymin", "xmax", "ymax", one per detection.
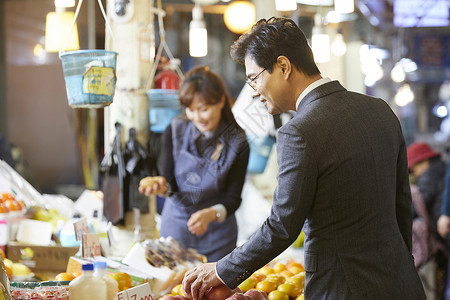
[{"xmin": 6, "ymin": 241, "xmax": 79, "ymax": 272}]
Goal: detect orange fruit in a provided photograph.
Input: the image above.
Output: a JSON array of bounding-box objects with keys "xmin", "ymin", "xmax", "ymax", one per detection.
[
  {"xmin": 111, "ymin": 272, "xmax": 132, "ymax": 291},
  {"xmin": 171, "ymin": 284, "xmax": 183, "ymax": 295},
  {"xmin": 4, "ymin": 200, "xmax": 20, "ymax": 211},
  {"xmin": 280, "ymin": 270, "xmax": 294, "ymax": 278},
  {"xmin": 268, "ymin": 290, "xmax": 289, "ymax": 300},
  {"xmin": 238, "ymin": 277, "xmax": 256, "ymax": 293},
  {"xmin": 257, "ymin": 266, "xmax": 274, "ymax": 276},
  {"xmin": 288, "ymin": 265, "xmax": 304, "ymax": 275},
  {"xmin": 73, "ymin": 271, "xmax": 82, "ymax": 278},
  {"xmin": 266, "ymin": 274, "xmax": 285, "ymax": 285},
  {"xmin": 285, "ymin": 261, "xmax": 303, "ymax": 270},
  {"xmin": 256, "ymin": 280, "xmax": 277, "ymax": 294},
  {"xmin": 277, "ymin": 283, "xmax": 301, "ymax": 298},
  {"xmin": 251, "ymin": 273, "xmax": 266, "ymax": 282},
  {"xmin": 0, "ymin": 203, "xmax": 10, "ymax": 214},
  {"xmin": 5, "ymin": 266, "xmax": 12, "ymax": 278},
  {"xmin": 0, "ymin": 193, "xmax": 14, "ymax": 201},
  {"xmin": 272, "ymin": 262, "xmax": 287, "ymax": 273},
  {"xmin": 285, "ymin": 272, "xmax": 305, "ymax": 289},
  {"xmin": 55, "ymin": 272, "xmax": 75, "ymax": 281}
]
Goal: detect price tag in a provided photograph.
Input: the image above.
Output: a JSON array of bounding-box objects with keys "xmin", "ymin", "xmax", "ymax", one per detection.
[
  {"xmin": 82, "ymin": 233, "xmax": 101, "ymax": 258},
  {"xmin": 107, "ymin": 221, "xmax": 114, "ymax": 247},
  {"xmin": 117, "ymin": 290, "xmax": 129, "ymax": 300},
  {"xmin": 73, "ymin": 218, "xmax": 90, "ymax": 241},
  {"xmin": 125, "ymin": 283, "xmax": 153, "ymax": 300}
]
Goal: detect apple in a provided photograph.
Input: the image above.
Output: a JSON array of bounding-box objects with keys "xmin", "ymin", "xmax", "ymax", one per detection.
[
  {"xmin": 226, "ymin": 292, "xmax": 247, "ymax": 300},
  {"xmin": 245, "ymin": 289, "xmax": 269, "ymax": 300},
  {"xmin": 161, "ymin": 295, "xmax": 189, "ymax": 300},
  {"xmin": 206, "ymin": 284, "xmax": 232, "ymax": 300}
]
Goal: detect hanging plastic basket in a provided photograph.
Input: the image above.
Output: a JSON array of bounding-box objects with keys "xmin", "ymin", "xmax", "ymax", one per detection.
[
  {"xmin": 60, "ymin": 50, "xmax": 118, "ymax": 108},
  {"xmin": 58, "ymin": 0, "xmax": 119, "ymax": 108}
]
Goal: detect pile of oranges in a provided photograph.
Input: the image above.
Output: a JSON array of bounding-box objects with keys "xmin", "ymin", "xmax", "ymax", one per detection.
[
  {"xmin": 54, "ymin": 270, "xmax": 133, "ymax": 291},
  {"xmin": 0, "ymin": 192, "xmax": 25, "ymax": 214},
  {"xmin": 238, "ymin": 260, "xmax": 305, "ymax": 300}
]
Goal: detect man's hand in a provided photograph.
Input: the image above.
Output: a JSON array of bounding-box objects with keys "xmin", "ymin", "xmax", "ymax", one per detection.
[
  {"xmin": 437, "ymin": 214, "xmax": 450, "ymax": 238},
  {"xmin": 182, "ymin": 262, "xmax": 222, "ymax": 300}
]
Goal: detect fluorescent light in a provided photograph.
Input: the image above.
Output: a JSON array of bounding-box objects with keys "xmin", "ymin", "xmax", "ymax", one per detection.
[
  {"xmin": 276, "ymin": 0, "xmax": 297, "ymax": 11},
  {"xmin": 334, "ymin": 0, "xmax": 354, "ymax": 14},
  {"xmin": 55, "ymin": 0, "xmax": 75, "ymax": 8},
  {"xmin": 189, "ymin": 5, "xmax": 207, "ymax": 57}
]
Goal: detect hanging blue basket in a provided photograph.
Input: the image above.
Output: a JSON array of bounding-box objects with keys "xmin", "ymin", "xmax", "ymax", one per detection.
[
  {"xmin": 59, "ymin": 50, "xmax": 118, "ymax": 108},
  {"xmin": 247, "ymin": 135, "xmax": 276, "ymax": 174},
  {"xmin": 147, "ymin": 89, "xmax": 183, "ymax": 133}
]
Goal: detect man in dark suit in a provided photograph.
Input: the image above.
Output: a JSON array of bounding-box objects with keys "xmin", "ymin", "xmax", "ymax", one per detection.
[{"xmin": 182, "ymin": 17, "xmax": 425, "ymax": 299}]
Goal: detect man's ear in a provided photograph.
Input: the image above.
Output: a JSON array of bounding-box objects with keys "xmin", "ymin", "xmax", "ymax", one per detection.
[{"xmin": 276, "ymin": 56, "xmax": 292, "ymax": 79}]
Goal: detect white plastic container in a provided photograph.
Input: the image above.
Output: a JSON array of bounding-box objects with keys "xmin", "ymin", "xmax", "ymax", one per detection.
[
  {"xmin": 94, "ymin": 261, "xmax": 119, "ymax": 300},
  {"xmin": 69, "ymin": 263, "xmax": 107, "ymax": 300}
]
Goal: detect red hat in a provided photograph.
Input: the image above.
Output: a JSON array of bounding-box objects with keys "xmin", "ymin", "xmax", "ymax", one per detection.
[{"xmin": 407, "ymin": 142, "xmax": 440, "ymax": 169}]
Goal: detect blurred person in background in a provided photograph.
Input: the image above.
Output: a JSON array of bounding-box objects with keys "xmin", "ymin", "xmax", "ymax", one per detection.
[
  {"xmin": 408, "ymin": 142, "xmax": 448, "ymax": 246},
  {"xmin": 139, "ymin": 66, "xmax": 249, "ymax": 262},
  {"xmin": 407, "ymin": 142, "xmax": 449, "ymax": 298},
  {"xmin": 182, "ymin": 17, "xmax": 425, "ymax": 299}
]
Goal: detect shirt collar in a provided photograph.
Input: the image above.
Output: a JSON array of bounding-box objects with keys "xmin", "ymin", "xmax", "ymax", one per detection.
[{"xmin": 295, "ymin": 77, "xmax": 331, "ymax": 111}]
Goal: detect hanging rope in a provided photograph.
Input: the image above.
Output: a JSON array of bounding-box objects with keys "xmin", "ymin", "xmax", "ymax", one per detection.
[
  {"xmin": 145, "ymin": 0, "xmax": 184, "ymax": 91},
  {"xmin": 60, "ymin": 0, "xmax": 119, "ymax": 55}
]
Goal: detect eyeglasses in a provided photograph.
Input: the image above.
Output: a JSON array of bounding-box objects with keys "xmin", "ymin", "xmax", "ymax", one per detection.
[{"xmin": 246, "ymin": 68, "xmax": 266, "ymax": 91}]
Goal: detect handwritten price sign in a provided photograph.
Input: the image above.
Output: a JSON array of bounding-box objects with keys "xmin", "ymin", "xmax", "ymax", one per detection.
[
  {"xmin": 73, "ymin": 218, "xmax": 90, "ymax": 241},
  {"xmin": 82, "ymin": 233, "xmax": 101, "ymax": 258},
  {"xmin": 118, "ymin": 283, "xmax": 153, "ymax": 300}
]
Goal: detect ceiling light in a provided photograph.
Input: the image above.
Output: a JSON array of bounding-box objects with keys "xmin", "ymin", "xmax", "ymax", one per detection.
[
  {"xmin": 55, "ymin": 0, "xmax": 75, "ymax": 8},
  {"xmin": 224, "ymin": 1, "xmax": 255, "ymax": 34},
  {"xmin": 311, "ymin": 14, "xmax": 330, "ymax": 63},
  {"xmin": 334, "ymin": 0, "xmax": 354, "ymax": 14},
  {"xmin": 331, "ymin": 32, "xmax": 346, "ymax": 56},
  {"xmin": 45, "ymin": 11, "xmax": 80, "ymax": 52},
  {"xmin": 189, "ymin": 5, "xmax": 207, "ymax": 57},
  {"xmin": 395, "ymin": 83, "xmax": 414, "ymax": 107},
  {"xmin": 275, "ymin": 0, "xmax": 297, "ymax": 11}
]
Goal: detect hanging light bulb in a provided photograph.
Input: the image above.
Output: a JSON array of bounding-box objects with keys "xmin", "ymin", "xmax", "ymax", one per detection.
[
  {"xmin": 394, "ymin": 83, "xmax": 414, "ymax": 107},
  {"xmin": 312, "ymin": 14, "xmax": 330, "ymax": 63},
  {"xmin": 189, "ymin": 4, "xmax": 207, "ymax": 57},
  {"xmin": 45, "ymin": 11, "xmax": 79, "ymax": 52},
  {"xmin": 275, "ymin": 0, "xmax": 297, "ymax": 11},
  {"xmin": 390, "ymin": 61, "xmax": 406, "ymax": 83},
  {"xmin": 334, "ymin": 0, "xmax": 354, "ymax": 14},
  {"xmin": 331, "ymin": 32, "xmax": 347, "ymax": 56},
  {"xmin": 55, "ymin": 0, "xmax": 75, "ymax": 8},
  {"xmin": 224, "ymin": 1, "xmax": 255, "ymax": 34}
]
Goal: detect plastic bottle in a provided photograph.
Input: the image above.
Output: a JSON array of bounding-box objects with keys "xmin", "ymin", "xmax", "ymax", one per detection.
[
  {"xmin": 154, "ymin": 59, "xmax": 181, "ymax": 90},
  {"xmin": 94, "ymin": 261, "xmax": 119, "ymax": 300},
  {"xmin": 69, "ymin": 263, "xmax": 107, "ymax": 300}
]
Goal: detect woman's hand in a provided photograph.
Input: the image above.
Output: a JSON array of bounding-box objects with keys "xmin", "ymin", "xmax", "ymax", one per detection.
[
  {"xmin": 138, "ymin": 176, "xmax": 168, "ymax": 196},
  {"xmin": 437, "ymin": 214, "xmax": 450, "ymax": 238},
  {"xmin": 187, "ymin": 208, "xmax": 217, "ymax": 236}
]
